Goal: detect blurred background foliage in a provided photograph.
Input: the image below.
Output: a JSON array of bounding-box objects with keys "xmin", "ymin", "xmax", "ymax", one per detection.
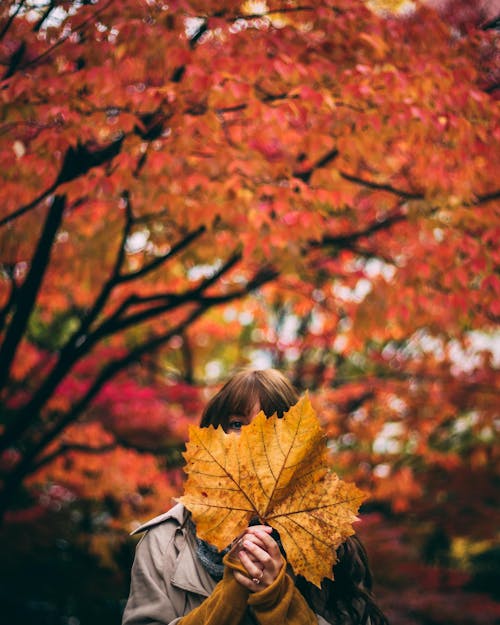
[{"xmin": 1, "ymin": 0, "xmax": 499, "ymax": 623}]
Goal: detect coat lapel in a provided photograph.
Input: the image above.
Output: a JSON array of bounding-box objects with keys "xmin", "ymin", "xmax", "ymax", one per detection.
[{"xmin": 170, "ymin": 529, "xmax": 216, "ymax": 598}]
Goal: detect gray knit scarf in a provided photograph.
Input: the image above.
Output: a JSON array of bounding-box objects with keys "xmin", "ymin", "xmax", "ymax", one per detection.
[{"xmin": 195, "ymin": 537, "xmax": 230, "ymax": 581}]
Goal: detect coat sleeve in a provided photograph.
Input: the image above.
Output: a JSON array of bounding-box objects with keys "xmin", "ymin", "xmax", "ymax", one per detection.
[
  {"xmin": 122, "ymin": 530, "xmax": 184, "ymax": 625},
  {"xmin": 247, "ymin": 559, "xmax": 318, "ymax": 625},
  {"xmin": 177, "ymin": 568, "xmax": 249, "ymax": 625}
]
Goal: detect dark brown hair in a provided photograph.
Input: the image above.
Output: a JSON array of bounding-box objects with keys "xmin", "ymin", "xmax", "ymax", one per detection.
[
  {"xmin": 297, "ymin": 535, "xmax": 389, "ymax": 624},
  {"xmin": 199, "ymin": 368, "xmax": 299, "ymax": 430}
]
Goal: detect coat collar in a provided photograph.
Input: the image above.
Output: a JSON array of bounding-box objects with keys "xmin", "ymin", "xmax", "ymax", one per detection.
[{"xmin": 130, "ymin": 501, "xmax": 187, "ymax": 535}]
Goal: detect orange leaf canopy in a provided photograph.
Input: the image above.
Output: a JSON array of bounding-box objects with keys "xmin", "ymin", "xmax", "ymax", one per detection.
[{"xmin": 179, "ymin": 395, "xmax": 366, "ymax": 586}]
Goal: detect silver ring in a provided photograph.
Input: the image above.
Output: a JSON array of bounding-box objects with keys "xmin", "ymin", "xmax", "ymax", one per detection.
[{"xmin": 252, "ymin": 577, "xmax": 261, "ymax": 584}]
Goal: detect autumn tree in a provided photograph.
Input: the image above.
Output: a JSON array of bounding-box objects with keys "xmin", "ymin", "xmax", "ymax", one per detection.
[{"xmin": 0, "ymin": 0, "xmax": 499, "ymax": 622}]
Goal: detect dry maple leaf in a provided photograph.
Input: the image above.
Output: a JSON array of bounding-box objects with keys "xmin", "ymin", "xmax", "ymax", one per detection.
[{"xmin": 178, "ymin": 394, "xmax": 366, "ymax": 586}]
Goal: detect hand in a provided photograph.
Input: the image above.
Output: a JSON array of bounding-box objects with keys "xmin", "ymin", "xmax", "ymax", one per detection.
[{"xmin": 232, "ymin": 525, "xmax": 284, "ymax": 592}]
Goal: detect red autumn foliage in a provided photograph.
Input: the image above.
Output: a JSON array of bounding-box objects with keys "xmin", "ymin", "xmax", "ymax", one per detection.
[{"xmin": 0, "ymin": 1, "xmax": 498, "ymax": 623}]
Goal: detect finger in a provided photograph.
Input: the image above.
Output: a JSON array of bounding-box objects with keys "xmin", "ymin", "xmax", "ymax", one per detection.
[
  {"xmin": 238, "ymin": 550, "xmax": 260, "ymax": 565},
  {"xmin": 242, "ymin": 528, "xmax": 276, "ymax": 552},
  {"xmin": 230, "ymin": 525, "xmax": 270, "ymax": 553},
  {"xmin": 241, "ymin": 542, "xmax": 281, "ymax": 582},
  {"xmin": 243, "ymin": 525, "xmax": 272, "ymax": 537},
  {"xmin": 234, "ymin": 554, "xmax": 266, "ymax": 588},
  {"xmin": 242, "ymin": 537, "xmax": 284, "ymax": 580},
  {"xmin": 234, "ymin": 570, "xmax": 252, "ymax": 588},
  {"xmin": 233, "ymin": 570, "xmax": 265, "ymax": 592},
  {"xmin": 249, "ymin": 529, "xmax": 281, "ymax": 556},
  {"xmin": 241, "ymin": 539, "xmax": 270, "ymax": 566},
  {"xmin": 228, "ymin": 530, "xmax": 265, "ymax": 558},
  {"xmin": 240, "ymin": 533, "xmax": 266, "ymax": 550},
  {"xmin": 238, "ymin": 546, "xmax": 266, "ymax": 576}
]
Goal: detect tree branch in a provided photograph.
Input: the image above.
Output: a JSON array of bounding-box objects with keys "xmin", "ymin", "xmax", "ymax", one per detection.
[
  {"xmin": 74, "ymin": 190, "xmax": 135, "ymax": 338},
  {"xmin": 294, "ymin": 149, "xmax": 339, "ymax": 184},
  {"xmin": 0, "ymin": 260, "xmax": 279, "ymax": 507},
  {"xmin": 0, "ymin": 223, "xmax": 205, "ymax": 453},
  {"xmin": 0, "ymin": 0, "xmax": 26, "ymax": 40},
  {"xmin": 32, "ymin": 441, "xmax": 118, "ymax": 472},
  {"xmin": 90, "ymin": 251, "xmax": 242, "ymax": 341},
  {"xmin": 339, "ymin": 171, "xmax": 423, "ymax": 200},
  {"xmin": 311, "ymin": 208, "xmax": 406, "ymax": 250},
  {"xmin": 0, "ymin": 195, "xmax": 66, "ymax": 391},
  {"xmin": 33, "ymin": 0, "xmax": 56, "ymax": 33},
  {"xmin": 475, "ymin": 189, "xmax": 500, "ymax": 204},
  {"xmin": 13, "ymin": 0, "xmax": 114, "ymax": 73},
  {"xmin": 118, "ymin": 225, "xmax": 206, "ymax": 284},
  {"xmin": 0, "ymin": 138, "xmax": 124, "ymax": 228},
  {"xmin": 0, "ymin": 266, "xmax": 19, "ymax": 333}
]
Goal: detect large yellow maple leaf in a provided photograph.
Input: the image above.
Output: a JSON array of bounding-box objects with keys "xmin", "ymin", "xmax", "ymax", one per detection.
[{"xmin": 179, "ymin": 395, "xmax": 366, "ymax": 586}]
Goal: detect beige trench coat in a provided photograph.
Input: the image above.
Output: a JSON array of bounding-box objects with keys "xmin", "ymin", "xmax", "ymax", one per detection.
[{"xmin": 122, "ymin": 503, "xmax": 330, "ymax": 625}]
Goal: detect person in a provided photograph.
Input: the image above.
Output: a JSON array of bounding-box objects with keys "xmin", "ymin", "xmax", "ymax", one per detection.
[{"xmin": 122, "ymin": 368, "xmax": 389, "ymax": 625}]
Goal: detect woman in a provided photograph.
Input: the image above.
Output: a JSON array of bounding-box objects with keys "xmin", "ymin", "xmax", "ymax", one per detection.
[{"xmin": 122, "ymin": 369, "xmax": 389, "ymax": 625}]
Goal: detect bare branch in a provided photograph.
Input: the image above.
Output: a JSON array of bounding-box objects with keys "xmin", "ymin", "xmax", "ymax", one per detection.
[
  {"xmin": 91, "ymin": 251, "xmax": 242, "ymax": 340},
  {"xmin": 0, "ymin": 139, "xmax": 124, "ymax": 228},
  {"xmin": 475, "ymin": 189, "xmax": 500, "ymax": 204},
  {"xmin": 0, "ymin": 195, "xmax": 66, "ymax": 391},
  {"xmin": 339, "ymin": 171, "xmax": 423, "ymax": 200},
  {"xmin": 0, "ymin": 259, "xmax": 278, "ymax": 502},
  {"xmin": 294, "ymin": 149, "xmax": 340, "ymax": 184},
  {"xmin": 0, "ymin": 266, "xmax": 19, "ymax": 333},
  {"xmin": 118, "ymin": 225, "xmax": 206, "ymax": 284},
  {"xmin": 311, "ymin": 208, "xmax": 406, "ymax": 251},
  {"xmin": 14, "ymin": 0, "xmax": 114, "ymax": 73},
  {"xmin": 0, "ymin": 0, "xmax": 26, "ymax": 40}
]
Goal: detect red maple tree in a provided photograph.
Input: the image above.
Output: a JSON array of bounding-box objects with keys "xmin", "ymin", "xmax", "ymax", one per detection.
[{"xmin": 0, "ymin": 1, "xmax": 498, "ymax": 622}]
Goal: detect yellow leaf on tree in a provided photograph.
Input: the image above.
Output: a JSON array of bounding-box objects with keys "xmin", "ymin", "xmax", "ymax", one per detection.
[{"xmin": 179, "ymin": 395, "xmax": 366, "ymax": 586}]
